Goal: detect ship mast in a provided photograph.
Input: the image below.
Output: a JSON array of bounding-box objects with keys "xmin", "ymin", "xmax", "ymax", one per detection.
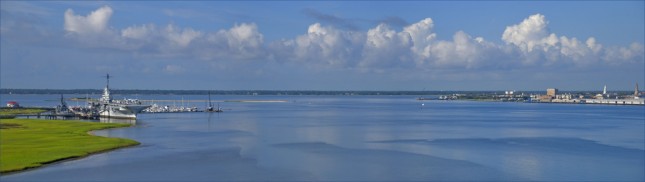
[{"xmin": 101, "ymin": 73, "xmax": 112, "ymax": 102}]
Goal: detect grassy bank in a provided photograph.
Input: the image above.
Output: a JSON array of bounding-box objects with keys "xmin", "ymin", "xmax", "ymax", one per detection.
[
  {"xmin": 0, "ymin": 108, "xmax": 48, "ymax": 119},
  {"xmin": 0, "ymin": 119, "xmax": 139, "ymax": 173},
  {"xmin": 0, "ymin": 108, "xmax": 48, "ymax": 115}
]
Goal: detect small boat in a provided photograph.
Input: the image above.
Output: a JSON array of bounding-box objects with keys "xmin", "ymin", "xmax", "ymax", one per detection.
[{"xmin": 205, "ymin": 91, "xmax": 223, "ymax": 112}]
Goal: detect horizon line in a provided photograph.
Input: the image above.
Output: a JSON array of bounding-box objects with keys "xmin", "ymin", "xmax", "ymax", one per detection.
[{"xmin": 1, "ymin": 88, "xmax": 639, "ymax": 93}]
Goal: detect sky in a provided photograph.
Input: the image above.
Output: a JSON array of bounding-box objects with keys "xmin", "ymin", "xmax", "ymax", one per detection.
[{"xmin": 1, "ymin": 1, "xmax": 644, "ymax": 91}]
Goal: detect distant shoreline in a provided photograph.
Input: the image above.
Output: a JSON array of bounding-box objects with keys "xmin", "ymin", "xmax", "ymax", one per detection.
[{"xmin": 1, "ymin": 89, "xmax": 637, "ymax": 96}]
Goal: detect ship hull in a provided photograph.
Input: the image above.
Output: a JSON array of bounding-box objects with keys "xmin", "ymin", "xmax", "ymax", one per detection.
[{"xmin": 99, "ymin": 104, "xmax": 150, "ymax": 119}]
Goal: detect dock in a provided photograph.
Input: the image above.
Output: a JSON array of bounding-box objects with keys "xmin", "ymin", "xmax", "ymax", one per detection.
[
  {"xmin": 138, "ymin": 99, "xmax": 288, "ymax": 103},
  {"xmin": 12, "ymin": 113, "xmax": 98, "ymax": 120}
]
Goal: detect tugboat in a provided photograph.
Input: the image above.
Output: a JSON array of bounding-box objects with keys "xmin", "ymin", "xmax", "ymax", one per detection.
[{"xmin": 90, "ymin": 74, "xmax": 150, "ymax": 119}]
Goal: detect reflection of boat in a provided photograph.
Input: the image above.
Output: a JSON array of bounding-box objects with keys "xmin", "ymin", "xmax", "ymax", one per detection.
[
  {"xmin": 205, "ymin": 91, "xmax": 223, "ymax": 112},
  {"xmin": 90, "ymin": 74, "xmax": 150, "ymax": 119}
]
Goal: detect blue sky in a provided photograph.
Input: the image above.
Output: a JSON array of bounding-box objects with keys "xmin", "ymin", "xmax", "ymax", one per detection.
[{"xmin": 1, "ymin": 1, "xmax": 643, "ymax": 91}]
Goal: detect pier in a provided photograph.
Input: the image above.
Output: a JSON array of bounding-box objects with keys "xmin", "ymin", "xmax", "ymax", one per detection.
[
  {"xmin": 138, "ymin": 99, "xmax": 288, "ymax": 103},
  {"xmin": 12, "ymin": 113, "xmax": 98, "ymax": 120},
  {"xmin": 582, "ymin": 99, "xmax": 645, "ymax": 105}
]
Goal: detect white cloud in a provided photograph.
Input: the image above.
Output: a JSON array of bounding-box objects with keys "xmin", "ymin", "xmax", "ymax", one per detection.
[
  {"xmin": 163, "ymin": 64, "xmax": 185, "ymax": 74},
  {"xmin": 603, "ymin": 43, "xmax": 645, "ymax": 65},
  {"xmin": 121, "ymin": 24, "xmax": 155, "ymax": 40},
  {"xmin": 59, "ymin": 6, "xmax": 643, "ymax": 72},
  {"xmin": 163, "ymin": 24, "xmax": 202, "ymax": 48},
  {"xmin": 501, "ymin": 13, "xmax": 643, "ymax": 66},
  {"xmin": 401, "ymin": 18, "xmax": 435, "ymax": 58},
  {"xmin": 63, "ymin": 6, "xmax": 266, "ymax": 61},
  {"xmin": 585, "ymin": 37, "xmax": 602, "ymax": 54},
  {"xmin": 502, "ymin": 14, "xmax": 550, "ymax": 52},
  {"xmin": 64, "ymin": 6, "xmax": 112, "ymax": 34},
  {"xmin": 267, "ymin": 15, "xmax": 643, "ymax": 71},
  {"xmin": 199, "ymin": 23, "xmax": 265, "ymax": 60},
  {"xmin": 120, "ymin": 23, "xmax": 206, "ymax": 53},
  {"xmin": 269, "ymin": 23, "xmax": 364, "ymax": 67},
  {"xmin": 360, "ymin": 23, "xmax": 412, "ymax": 68}
]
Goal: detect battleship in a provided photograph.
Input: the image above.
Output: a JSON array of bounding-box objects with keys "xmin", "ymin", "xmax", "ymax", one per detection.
[{"xmin": 88, "ymin": 74, "xmax": 150, "ymax": 119}]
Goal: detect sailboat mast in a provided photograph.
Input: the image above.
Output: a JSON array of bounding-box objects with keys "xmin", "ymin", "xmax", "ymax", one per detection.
[{"xmin": 208, "ymin": 91, "xmax": 213, "ymax": 107}]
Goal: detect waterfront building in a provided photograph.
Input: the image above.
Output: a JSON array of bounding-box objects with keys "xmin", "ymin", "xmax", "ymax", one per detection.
[
  {"xmin": 546, "ymin": 88, "xmax": 558, "ymax": 97},
  {"xmin": 536, "ymin": 85, "xmax": 643, "ymax": 105},
  {"xmin": 595, "ymin": 85, "xmax": 608, "ymax": 99},
  {"xmin": 6, "ymin": 101, "xmax": 19, "ymax": 108},
  {"xmin": 635, "ymin": 83, "xmax": 640, "ymax": 98},
  {"xmin": 595, "ymin": 93, "xmax": 605, "ymax": 99}
]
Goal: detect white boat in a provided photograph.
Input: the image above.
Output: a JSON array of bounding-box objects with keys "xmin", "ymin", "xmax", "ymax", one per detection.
[{"xmin": 93, "ymin": 74, "xmax": 150, "ymax": 119}]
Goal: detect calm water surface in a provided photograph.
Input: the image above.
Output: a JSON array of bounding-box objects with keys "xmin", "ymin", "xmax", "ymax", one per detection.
[{"xmin": 1, "ymin": 94, "xmax": 644, "ymax": 181}]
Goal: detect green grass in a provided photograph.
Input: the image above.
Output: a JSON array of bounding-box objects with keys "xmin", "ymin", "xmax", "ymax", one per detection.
[
  {"xmin": 0, "ymin": 108, "xmax": 48, "ymax": 116},
  {"xmin": 0, "ymin": 119, "xmax": 139, "ymax": 173}
]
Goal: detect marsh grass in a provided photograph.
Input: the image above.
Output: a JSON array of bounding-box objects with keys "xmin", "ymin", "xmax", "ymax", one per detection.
[
  {"xmin": 0, "ymin": 108, "xmax": 47, "ymax": 117},
  {"xmin": 0, "ymin": 119, "xmax": 139, "ymax": 173}
]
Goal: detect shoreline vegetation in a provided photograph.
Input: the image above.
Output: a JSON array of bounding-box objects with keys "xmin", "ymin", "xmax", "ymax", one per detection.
[
  {"xmin": 1, "ymin": 88, "xmax": 639, "ymax": 96},
  {"xmin": 0, "ymin": 119, "xmax": 139, "ymax": 174},
  {"xmin": 0, "ymin": 108, "xmax": 48, "ymax": 119}
]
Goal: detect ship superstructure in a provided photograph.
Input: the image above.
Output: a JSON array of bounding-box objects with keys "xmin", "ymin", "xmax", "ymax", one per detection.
[{"xmin": 91, "ymin": 74, "xmax": 150, "ymax": 119}]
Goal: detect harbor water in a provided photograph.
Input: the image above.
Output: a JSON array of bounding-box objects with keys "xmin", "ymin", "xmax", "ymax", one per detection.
[{"xmin": 1, "ymin": 94, "xmax": 644, "ymax": 181}]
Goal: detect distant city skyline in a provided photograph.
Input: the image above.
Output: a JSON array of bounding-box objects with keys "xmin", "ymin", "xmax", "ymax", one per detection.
[{"xmin": 1, "ymin": 1, "xmax": 643, "ymax": 91}]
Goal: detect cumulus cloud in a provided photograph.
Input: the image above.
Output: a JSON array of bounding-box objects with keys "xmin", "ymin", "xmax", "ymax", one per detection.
[
  {"xmin": 502, "ymin": 14, "xmax": 551, "ymax": 52},
  {"xmin": 603, "ymin": 43, "xmax": 645, "ymax": 64},
  {"xmin": 163, "ymin": 24, "xmax": 202, "ymax": 48},
  {"xmin": 64, "ymin": 6, "xmax": 112, "ymax": 34},
  {"xmin": 269, "ymin": 23, "xmax": 364, "ymax": 67},
  {"xmin": 63, "ymin": 6, "xmax": 265, "ymax": 61},
  {"xmin": 401, "ymin": 18, "xmax": 435, "ymax": 57},
  {"xmin": 502, "ymin": 14, "xmax": 643, "ymax": 66},
  {"xmin": 269, "ymin": 14, "xmax": 642, "ymax": 71},
  {"xmin": 270, "ymin": 17, "xmax": 502, "ymax": 70},
  {"xmin": 360, "ymin": 23, "xmax": 412, "ymax": 68},
  {"xmin": 61, "ymin": 6, "xmax": 643, "ymax": 72},
  {"xmin": 202, "ymin": 23, "xmax": 265, "ymax": 60},
  {"xmin": 121, "ymin": 24, "xmax": 155, "ymax": 40},
  {"xmin": 120, "ymin": 23, "xmax": 205, "ymax": 49}
]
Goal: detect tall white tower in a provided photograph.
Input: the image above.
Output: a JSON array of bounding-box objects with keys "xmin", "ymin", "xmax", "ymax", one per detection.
[
  {"xmin": 636, "ymin": 83, "xmax": 640, "ymax": 97},
  {"xmin": 603, "ymin": 85, "xmax": 607, "ymax": 95}
]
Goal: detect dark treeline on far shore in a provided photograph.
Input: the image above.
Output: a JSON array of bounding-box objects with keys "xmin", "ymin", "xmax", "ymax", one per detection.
[{"xmin": 0, "ymin": 89, "xmax": 636, "ymax": 96}]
